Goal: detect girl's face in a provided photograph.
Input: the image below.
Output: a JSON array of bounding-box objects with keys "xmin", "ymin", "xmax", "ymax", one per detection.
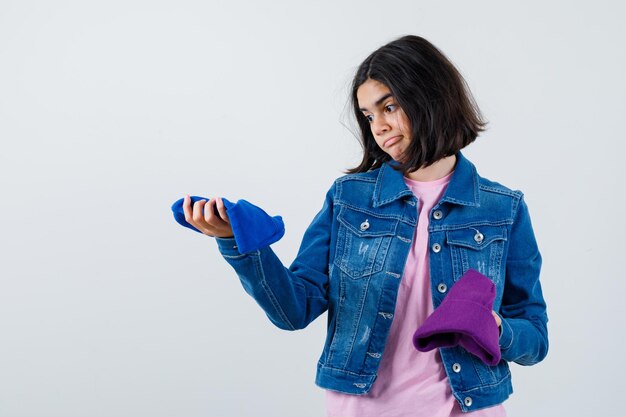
[{"xmin": 357, "ymin": 78, "xmax": 412, "ymax": 162}]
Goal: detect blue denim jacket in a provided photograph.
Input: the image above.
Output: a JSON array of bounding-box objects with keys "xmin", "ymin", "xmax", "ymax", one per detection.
[{"xmin": 215, "ymin": 152, "xmax": 548, "ymax": 412}]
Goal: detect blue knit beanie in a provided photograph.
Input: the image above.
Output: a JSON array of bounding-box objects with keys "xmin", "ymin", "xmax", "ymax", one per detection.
[{"xmin": 171, "ymin": 196, "xmax": 285, "ymax": 254}]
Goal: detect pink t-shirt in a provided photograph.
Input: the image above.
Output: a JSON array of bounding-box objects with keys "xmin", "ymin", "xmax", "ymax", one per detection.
[{"xmin": 325, "ymin": 171, "xmax": 506, "ymax": 417}]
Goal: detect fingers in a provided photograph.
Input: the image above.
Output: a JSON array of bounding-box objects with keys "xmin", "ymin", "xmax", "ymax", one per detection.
[
  {"xmin": 206, "ymin": 197, "xmax": 234, "ymax": 237},
  {"xmin": 216, "ymin": 197, "xmax": 230, "ymax": 223},
  {"xmin": 182, "ymin": 195, "xmax": 193, "ymax": 223},
  {"xmin": 182, "ymin": 195, "xmax": 230, "ymax": 237},
  {"xmin": 188, "ymin": 196, "xmax": 206, "ymax": 224},
  {"xmin": 491, "ymin": 311, "xmax": 502, "ymax": 327},
  {"xmin": 203, "ymin": 198, "xmax": 220, "ymax": 223},
  {"xmin": 183, "ymin": 195, "xmax": 211, "ymax": 234}
]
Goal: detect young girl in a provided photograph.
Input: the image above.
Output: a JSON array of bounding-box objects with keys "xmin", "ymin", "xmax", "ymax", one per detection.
[{"xmin": 182, "ymin": 35, "xmax": 548, "ymax": 416}]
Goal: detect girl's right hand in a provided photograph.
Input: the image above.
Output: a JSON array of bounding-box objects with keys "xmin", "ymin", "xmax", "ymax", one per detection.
[{"xmin": 182, "ymin": 195, "xmax": 234, "ymax": 238}]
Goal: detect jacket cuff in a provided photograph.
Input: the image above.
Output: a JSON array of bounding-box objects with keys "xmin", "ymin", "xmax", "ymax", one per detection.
[
  {"xmin": 215, "ymin": 236, "xmax": 244, "ymax": 256},
  {"xmin": 498, "ymin": 315, "xmax": 514, "ymax": 351}
]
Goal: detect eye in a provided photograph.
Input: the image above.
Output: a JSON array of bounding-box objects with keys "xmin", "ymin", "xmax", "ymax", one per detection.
[
  {"xmin": 384, "ymin": 104, "xmax": 397, "ymax": 112},
  {"xmin": 364, "ymin": 114, "xmax": 374, "ymax": 123}
]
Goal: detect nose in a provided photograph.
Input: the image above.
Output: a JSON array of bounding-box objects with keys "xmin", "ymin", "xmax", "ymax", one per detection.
[{"xmin": 371, "ymin": 115, "xmax": 390, "ymax": 136}]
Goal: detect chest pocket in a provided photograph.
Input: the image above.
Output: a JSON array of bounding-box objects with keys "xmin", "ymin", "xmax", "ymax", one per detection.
[
  {"xmin": 446, "ymin": 225, "xmax": 508, "ymax": 284},
  {"xmin": 334, "ymin": 205, "xmax": 398, "ymax": 279}
]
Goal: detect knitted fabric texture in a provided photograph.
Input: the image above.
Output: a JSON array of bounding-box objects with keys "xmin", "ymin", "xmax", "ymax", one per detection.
[
  {"xmin": 171, "ymin": 196, "xmax": 285, "ymax": 254},
  {"xmin": 412, "ymin": 269, "xmax": 501, "ymax": 366}
]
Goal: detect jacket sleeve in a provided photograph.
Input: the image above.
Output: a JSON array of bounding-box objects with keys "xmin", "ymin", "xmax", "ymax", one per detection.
[
  {"xmin": 214, "ymin": 182, "xmax": 335, "ymax": 331},
  {"xmin": 497, "ymin": 194, "xmax": 549, "ymax": 365}
]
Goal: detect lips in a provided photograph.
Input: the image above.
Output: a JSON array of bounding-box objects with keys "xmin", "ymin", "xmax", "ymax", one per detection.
[{"xmin": 383, "ymin": 135, "xmax": 401, "ymax": 148}]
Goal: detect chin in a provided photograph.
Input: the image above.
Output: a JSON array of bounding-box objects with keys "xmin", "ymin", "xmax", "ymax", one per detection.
[{"xmin": 391, "ymin": 151, "xmax": 407, "ymax": 163}]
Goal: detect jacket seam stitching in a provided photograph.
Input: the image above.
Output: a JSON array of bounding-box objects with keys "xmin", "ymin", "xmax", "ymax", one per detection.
[
  {"xmin": 453, "ymin": 369, "xmax": 512, "ymax": 393},
  {"xmin": 317, "ymin": 363, "xmax": 376, "ymax": 377},
  {"xmin": 253, "ymin": 254, "xmax": 296, "ymax": 330},
  {"xmin": 337, "ymin": 176, "xmax": 377, "ymax": 184},
  {"xmin": 478, "ymin": 184, "xmax": 520, "ymax": 198},
  {"xmin": 432, "ymin": 220, "xmax": 513, "ymax": 232},
  {"xmin": 221, "ymin": 253, "xmax": 247, "ymax": 259},
  {"xmin": 502, "ymin": 320, "xmax": 514, "ymax": 350},
  {"xmin": 337, "ymin": 202, "xmax": 404, "ymax": 221}
]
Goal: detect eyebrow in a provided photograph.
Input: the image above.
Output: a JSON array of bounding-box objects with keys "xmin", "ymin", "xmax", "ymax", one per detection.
[{"xmin": 359, "ymin": 93, "xmax": 394, "ymax": 112}]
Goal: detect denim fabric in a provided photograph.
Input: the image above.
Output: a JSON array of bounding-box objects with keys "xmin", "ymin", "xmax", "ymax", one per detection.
[{"xmin": 215, "ymin": 152, "xmax": 548, "ymax": 412}]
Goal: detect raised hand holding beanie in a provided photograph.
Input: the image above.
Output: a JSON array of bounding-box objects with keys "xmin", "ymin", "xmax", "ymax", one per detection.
[
  {"xmin": 171, "ymin": 196, "xmax": 285, "ymax": 254},
  {"xmin": 412, "ymin": 269, "xmax": 501, "ymax": 366}
]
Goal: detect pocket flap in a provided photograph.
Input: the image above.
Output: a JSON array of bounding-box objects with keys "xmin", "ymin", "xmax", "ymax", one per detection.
[
  {"xmin": 446, "ymin": 225, "xmax": 507, "ymax": 250},
  {"xmin": 337, "ymin": 206, "xmax": 398, "ymax": 237}
]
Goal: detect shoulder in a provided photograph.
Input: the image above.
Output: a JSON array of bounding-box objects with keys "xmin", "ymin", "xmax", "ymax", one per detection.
[
  {"xmin": 334, "ymin": 168, "xmax": 380, "ymax": 184},
  {"xmin": 320, "ymin": 167, "xmax": 391, "ymax": 211},
  {"xmin": 328, "ymin": 167, "xmax": 381, "ymax": 195},
  {"xmin": 477, "ymin": 175, "xmax": 523, "ymax": 199},
  {"xmin": 315, "ymin": 168, "xmax": 381, "ymax": 207},
  {"xmin": 460, "ymin": 154, "xmax": 520, "ymax": 199},
  {"xmin": 473, "ymin": 165, "xmax": 526, "ymax": 218}
]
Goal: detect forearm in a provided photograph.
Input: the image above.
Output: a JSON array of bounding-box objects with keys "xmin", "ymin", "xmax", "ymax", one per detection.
[
  {"xmin": 215, "ymin": 237, "xmax": 328, "ymax": 331},
  {"xmin": 498, "ymin": 196, "xmax": 549, "ymax": 366}
]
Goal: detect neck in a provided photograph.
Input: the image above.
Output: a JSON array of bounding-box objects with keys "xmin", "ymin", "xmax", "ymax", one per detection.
[{"xmin": 405, "ymin": 155, "xmax": 457, "ymax": 182}]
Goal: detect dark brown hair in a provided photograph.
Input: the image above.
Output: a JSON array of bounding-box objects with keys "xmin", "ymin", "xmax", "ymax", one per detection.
[{"xmin": 346, "ymin": 35, "xmax": 487, "ymax": 175}]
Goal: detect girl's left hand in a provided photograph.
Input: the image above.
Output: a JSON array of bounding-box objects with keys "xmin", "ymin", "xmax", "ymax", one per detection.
[{"xmin": 492, "ymin": 311, "xmax": 502, "ymax": 329}]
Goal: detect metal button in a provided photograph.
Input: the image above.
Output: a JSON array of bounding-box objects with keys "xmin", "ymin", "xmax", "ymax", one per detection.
[
  {"xmin": 437, "ymin": 283, "xmax": 447, "ymax": 293},
  {"xmin": 360, "ymin": 219, "xmax": 370, "ymax": 231},
  {"xmin": 474, "ymin": 232, "xmax": 484, "ymax": 243},
  {"xmin": 432, "ymin": 243, "xmax": 441, "ymax": 253},
  {"xmin": 433, "ymin": 210, "xmax": 443, "ymax": 220},
  {"xmin": 464, "ymin": 397, "xmax": 473, "ymax": 407},
  {"xmin": 452, "ymin": 363, "xmax": 461, "ymax": 373}
]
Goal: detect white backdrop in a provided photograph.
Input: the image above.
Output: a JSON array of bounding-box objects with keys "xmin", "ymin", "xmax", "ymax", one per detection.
[{"xmin": 1, "ymin": 1, "xmax": 624, "ymax": 416}]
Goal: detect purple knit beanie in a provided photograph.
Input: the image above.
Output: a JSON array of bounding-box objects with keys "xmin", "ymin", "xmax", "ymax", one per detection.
[{"xmin": 412, "ymin": 269, "xmax": 501, "ymax": 366}]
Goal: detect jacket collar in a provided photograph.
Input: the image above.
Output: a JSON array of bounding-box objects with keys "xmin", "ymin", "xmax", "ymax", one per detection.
[{"xmin": 372, "ymin": 151, "xmax": 480, "ymax": 208}]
